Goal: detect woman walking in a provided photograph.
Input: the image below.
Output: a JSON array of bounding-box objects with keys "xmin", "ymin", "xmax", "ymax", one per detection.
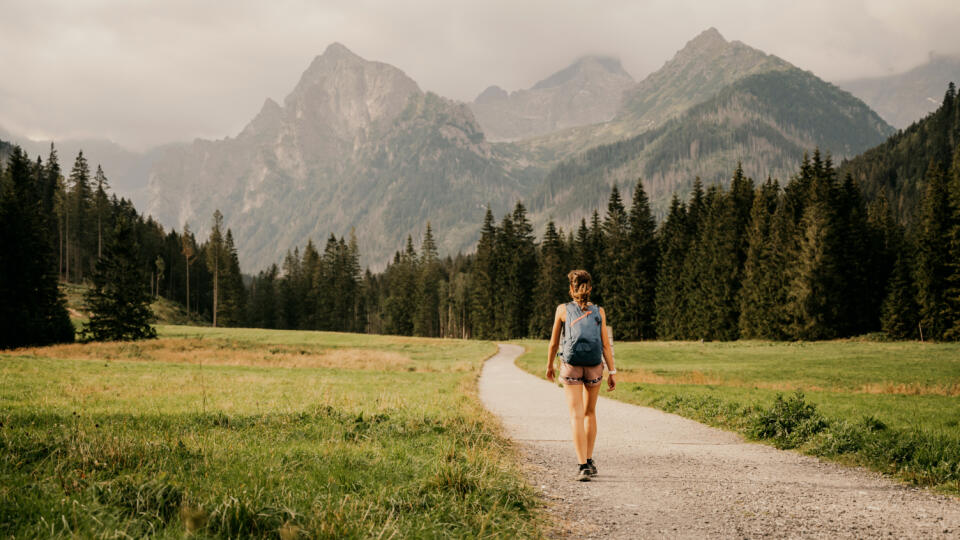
[{"xmin": 546, "ymin": 270, "xmax": 616, "ymax": 482}]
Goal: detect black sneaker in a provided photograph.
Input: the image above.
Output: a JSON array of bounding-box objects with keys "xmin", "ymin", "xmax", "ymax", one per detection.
[
  {"xmin": 576, "ymin": 464, "xmax": 591, "ymax": 482},
  {"xmin": 586, "ymin": 458, "xmax": 597, "ymax": 476}
]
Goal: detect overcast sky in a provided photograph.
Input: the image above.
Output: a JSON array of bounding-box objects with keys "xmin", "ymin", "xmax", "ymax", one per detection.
[{"xmin": 2, "ymin": 0, "xmax": 959, "ymax": 150}]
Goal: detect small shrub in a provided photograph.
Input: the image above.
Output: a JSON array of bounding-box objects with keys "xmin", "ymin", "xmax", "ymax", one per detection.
[
  {"xmin": 813, "ymin": 420, "xmax": 863, "ymax": 455},
  {"xmin": 748, "ymin": 391, "xmax": 828, "ymax": 449}
]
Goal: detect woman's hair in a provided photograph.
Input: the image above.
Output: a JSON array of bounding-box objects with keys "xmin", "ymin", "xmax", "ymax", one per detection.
[{"xmin": 567, "ymin": 269, "xmax": 592, "ymax": 307}]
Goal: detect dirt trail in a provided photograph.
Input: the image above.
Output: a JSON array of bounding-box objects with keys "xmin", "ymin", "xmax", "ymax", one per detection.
[{"xmin": 479, "ymin": 344, "xmax": 960, "ymax": 538}]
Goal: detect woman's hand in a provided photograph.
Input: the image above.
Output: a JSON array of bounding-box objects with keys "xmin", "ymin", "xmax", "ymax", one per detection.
[
  {"xmin": 607, "ymin": 373, "xmax": 616, "ymax": 391},
  {"xmin": 546, "ymin": 363, "xmax": 555, "ymax": 382}
]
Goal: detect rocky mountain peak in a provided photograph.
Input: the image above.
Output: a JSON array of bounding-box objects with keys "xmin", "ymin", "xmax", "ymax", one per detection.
[
  {"xmin": 685, "ymin": 27, "xmax": 727, "ymax": 50},
  {"xmin": 617, "ymin": 27, "xmax": 788, "ymax": 126},
  {"xmin": 475, "ymin": 85, "xmax": 509, "ymax": 104},
  {"xmin": 282, "ymin": 43, "xmax": 422, "ymax": 140},
  {"xmin": 470, "ymin": 54, "xmax": 635, "ymax": 140},
  {"xmin": 531, "ymin": 55, "xmax": 631, "ymax": 90}
]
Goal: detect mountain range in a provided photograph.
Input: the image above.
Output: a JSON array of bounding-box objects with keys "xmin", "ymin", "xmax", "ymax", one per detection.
[{"xmin": 2, "ymin": 28, "xmax": 921, "ymax": 270}]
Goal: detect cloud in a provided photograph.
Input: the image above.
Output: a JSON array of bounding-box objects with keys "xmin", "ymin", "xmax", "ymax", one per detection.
[{"xmin": 1, "ymin": 0, "xmax": 958, "ymax": 149}]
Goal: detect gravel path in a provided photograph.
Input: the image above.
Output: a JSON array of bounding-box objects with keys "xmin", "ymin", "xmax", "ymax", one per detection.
[{"xmin": 479, "ymin": 344, "xmax": 960, "ymax": 539}]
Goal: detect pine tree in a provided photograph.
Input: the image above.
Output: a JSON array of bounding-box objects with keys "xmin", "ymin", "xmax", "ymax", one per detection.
[
  {"xmin": 943, "ymin": 146, "xmax": 960, "ymax": 339},
  {"xmin": 81, "ymin": 215, "xmax": 157, "ymax": 341},
  {"xmin": 530, "ymin": 220, "xmax": 568, "ymax": 338},
  {"xmin": 217, "ymin": 229, "xmax": 246, "ymax": 327},
  {"xmin": 739, "ymin": 179, "xmax": 787, "ymax": 339},
  {"xmin": 93, "ymin": 164, "xmax": 110, "ymax": 259},
  {"xmin": 655, "ymin": 195, "xmax": 689, "ymax": 339},
  {"xmin": 600, "ymin": 185, "xmax": 629, "ymax": 335},
  {"xmin": 414, "ymin": 222, "xmax": 442, "ymax": 337},
  {"xmin": 180, "ymin": 224, "xmax": 197, "ymax": 316},
  {"xmin": 66, "ymin": 151, "xmax": 93, "ymax": 282},
  {"xmin": 302, "ymin": 239, "xmax": 322, "ymax": 329},
  {"xmin": 866, "ymin": 190, "xmax": 903, "ymax": 334},
  {"xmin": 686, "ymin": 185, "xmax": 741, "ymax": 340},
  {"xmin": 279, "ymin": 248, "xmax": 303, "ymax": 329},
  {"xmin": 508, "ymin": 202, "xmax": 538, "ymax": 338},
  {"xmin": 345, "ymin": 231, "xmax": 363, "ymax": 332},
  {"xmin": 835, "ymin": 172, "xmax": 875, "ymax": 335},
  {"xmin": 384, "ymin": 237, "xmax": 418, "ymax": 336},
  {"xmin": 786, "ymin": 167, "xmax": 841, "ymax": 340},
  {"xmin": 206, "ymin": 210, "xmax": 227, "ymax": 327},
  {"xmin": 915, "ymin": 163, "xmax": 951, "ymax": 340},
  {"xmin": 573, "ymin": 218, "xmax": 590, "ymax": 270},
  {"xmin": 0, "ymin": 146, "xmax": 74, "ymax": 348},
  {"xmin": 588, "ymin": 209, "xmax": 604, "ymax": 306},
  {"xmin": 471, "ymin": 207, "xmax": 499, "ymax": 339},
  {"xmin": 881, "ymin": 252, "xmax": 919, "ymax": 339},
  {"xmin": 618, "ymin": 180, "xmax": 658, "ymax": 340},
  {"xmin": 248, "ymin": 264, "xmax": 279, "ymax": 329}
]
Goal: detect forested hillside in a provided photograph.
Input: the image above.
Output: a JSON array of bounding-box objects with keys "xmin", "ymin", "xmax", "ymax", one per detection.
[
  {"xmin": 530, "ymin": 68, "xmax": 893, "ymax": 224},
  {"xmin": 840, "ymin": 83, "xmax": 960, "ymax": 221}
]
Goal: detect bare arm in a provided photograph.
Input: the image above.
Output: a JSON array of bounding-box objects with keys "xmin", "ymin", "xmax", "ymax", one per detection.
[
  {"xmin": 546, "ymin": 305, "xmax": 564, "ymax": 381},
  {"xmin": 599, "ymin": 307, "xmax": 616, "ymax": 391}
]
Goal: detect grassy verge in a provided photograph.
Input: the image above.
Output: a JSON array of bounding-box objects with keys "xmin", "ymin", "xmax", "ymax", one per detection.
[
  {"xmin": 516, "ymin": 339, "xmax": 960, "ymax": 494},
  {"xmin": 1, "ymin": 326, "xmax": 542, "ymax": 538}
]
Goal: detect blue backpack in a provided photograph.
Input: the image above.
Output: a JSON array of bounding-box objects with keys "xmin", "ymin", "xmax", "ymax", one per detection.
[{"xmin": 561, "ymin": 302, "xmax": 604, "ymax": 366}]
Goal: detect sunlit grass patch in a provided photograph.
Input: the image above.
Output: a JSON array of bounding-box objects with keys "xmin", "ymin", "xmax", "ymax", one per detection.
[
  {"xmin": 0, "ymin": 328, "xmax": 542, "ymax": 537},
  {"xmin": 10, "ymin": 338, "xmax": 416, "ymax": 371}
]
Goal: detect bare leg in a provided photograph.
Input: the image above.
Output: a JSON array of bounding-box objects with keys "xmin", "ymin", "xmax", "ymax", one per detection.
[
  {"xmin": 563, "ymin": 383, "xmax": 588, "ymax": 464},
  {"xmin": 583, "ymin": 382, "xmax": 601, "ymax": 459}
]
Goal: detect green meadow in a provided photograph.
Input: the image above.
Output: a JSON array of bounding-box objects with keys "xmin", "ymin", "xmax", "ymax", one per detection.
[
  {"xmin": 0, "ymin": 326, "xmax": 541, "ymax": 538},
  {"xmin": 517, "ymin": 339, "xmax": 960, "ymax": 493}
]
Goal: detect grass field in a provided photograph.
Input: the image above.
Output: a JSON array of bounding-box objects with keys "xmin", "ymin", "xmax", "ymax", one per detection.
[
  {"xmin": 517, "ymin": 339, "xmax": 960, "ymax": 493},
  {"xmin": 1, "ymin": 326, "xmax": 541, "ymax": 538}
]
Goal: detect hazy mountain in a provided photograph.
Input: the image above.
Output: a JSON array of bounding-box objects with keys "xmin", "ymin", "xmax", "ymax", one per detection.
[
  {"xmin": 144, "ymin": 30, "xmax": 894, "ymax": 271},
  {"xmin": 470, "ymin": 55, "xmax": 634, "ymax": 141},
  {"xmin": 838, "ymin": 54, "xmax": 960, "ymax": 129},
  {"xmin": 146, "ymin": 43, "xmax": 539, "ymax": 270},
  {"xmin": 525, "ymin": 32, "xmax": 894, "ymax": 228},
  {"xmin": 512, "ymin": 28, "xmax": 795, "ymax": 161},
  {"xmin": 0, "ymin": 126, "xmax": 155, "ymax": 205}
]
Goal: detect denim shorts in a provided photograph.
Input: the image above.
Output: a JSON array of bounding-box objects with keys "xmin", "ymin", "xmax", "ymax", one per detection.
[{"xmin": 559, "ymin": 362, "xmax": 603, "ymax": 386}]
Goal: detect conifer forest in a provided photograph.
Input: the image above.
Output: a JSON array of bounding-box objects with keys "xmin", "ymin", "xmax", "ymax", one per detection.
[{"xmin": 2, "ymin": 84, "xmax": 960, "ymax": 347}]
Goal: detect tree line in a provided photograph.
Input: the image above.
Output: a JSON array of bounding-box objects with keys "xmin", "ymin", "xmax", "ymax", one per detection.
[
  {"xmin": 3, "ymin": 84, "xmax": 960, "ymax": 346},
  {"xmin": 0, "ymin": 143, "xmax": 246, "ymax": 347},
  {"xmin": 242, "ymin": 144, "xmax": 958, "ymax": 342}
]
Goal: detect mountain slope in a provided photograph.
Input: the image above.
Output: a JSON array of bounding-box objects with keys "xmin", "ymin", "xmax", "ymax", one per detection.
[
  {"xmin": 146, "ymin": 44, "xmax": 538, "ymax": 270},
  {"xmin": 530, "ymin": 66, "xmax": 894, "ymax": 227},
  {"xmin": 470, "ymin": 55, "xmax": 634, "ymax": 141},
  {"xmin": 839, "ymin": 83, "xmax": 960, "ymax": 220},
  {"xmin": 839, "ymin": 55, "xmax": 960, "ymax": 129},
  {"xmin": 513, "ymin": 28, "xmax": 795, "ymax": 161}
]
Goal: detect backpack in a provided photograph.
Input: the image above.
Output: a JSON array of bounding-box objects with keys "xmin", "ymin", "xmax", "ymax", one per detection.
[{"xmin": 560, "ymin": 302, "xmax": 604, "ymax": 366}]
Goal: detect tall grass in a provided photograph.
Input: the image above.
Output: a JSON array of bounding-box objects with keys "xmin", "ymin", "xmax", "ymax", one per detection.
[{"xmin": 1, "ymin": 327, "xmax": 543, "ymax": 538}]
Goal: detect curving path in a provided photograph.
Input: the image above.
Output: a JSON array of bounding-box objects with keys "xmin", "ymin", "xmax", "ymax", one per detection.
[{"xmin": 479, "ymin": 344, "xmax": 960, "ymax": 538}]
